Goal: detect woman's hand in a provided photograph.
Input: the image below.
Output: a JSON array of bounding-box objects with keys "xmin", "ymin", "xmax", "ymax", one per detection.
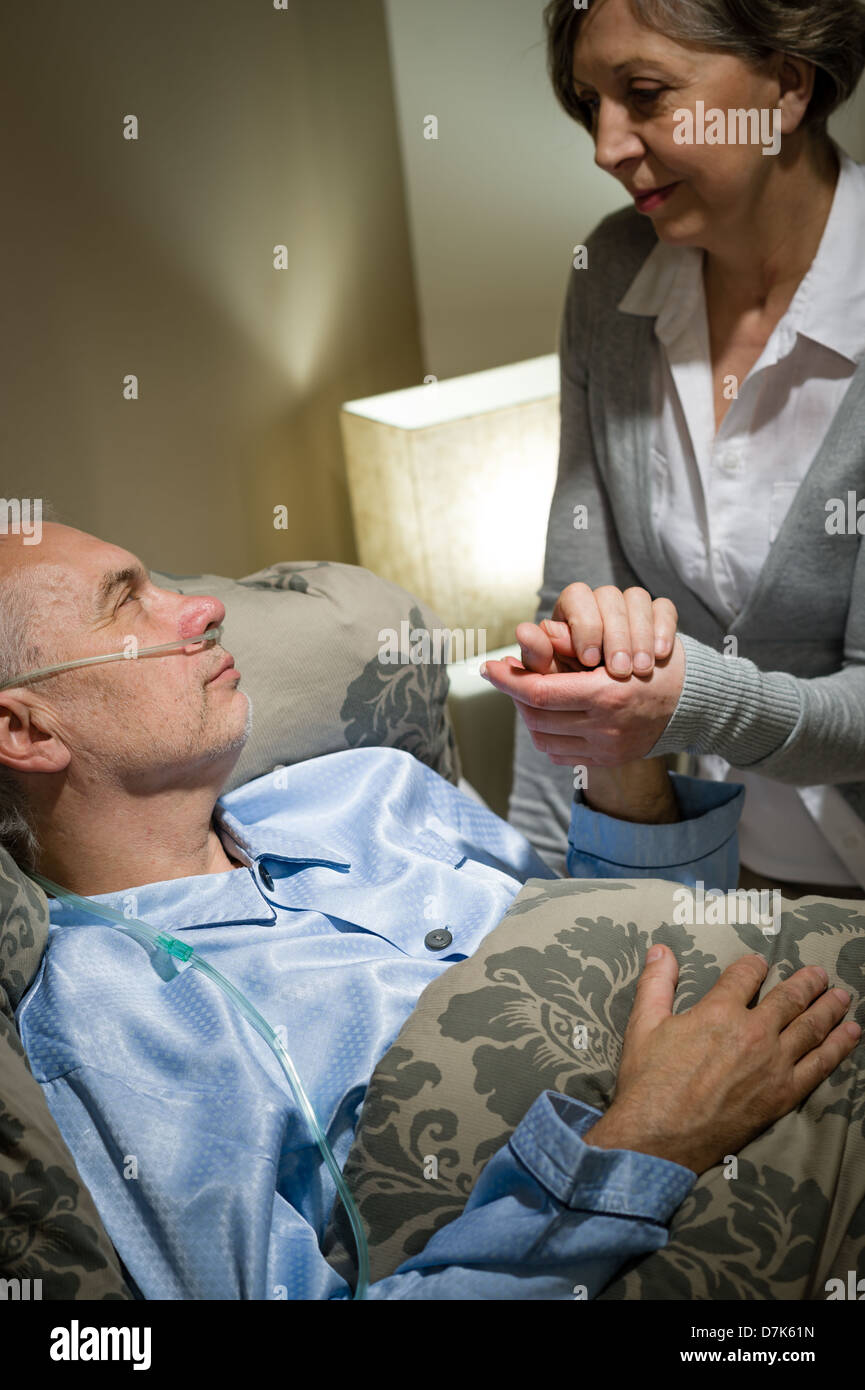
[
  {"xmin": 482, "ymin": 617, "xmax": 685, "ymax": 768},
  {"xmin": 539, "ymin": 583, "xmax": 678, "ymax": 677}
]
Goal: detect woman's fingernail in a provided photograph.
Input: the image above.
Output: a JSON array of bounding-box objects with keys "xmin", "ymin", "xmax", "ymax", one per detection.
[
  {"xmin": 633, "ymin": 651, "xmax": 652, "ymax": 672},
  {"xmin": 479, "ymin": 664, "xmax": 488, "ymax": 678},
  {"xmin": 655, "ymin": 636, "xmax": 667, "ymax": 656},
  {"xmin": 583, "ymin": 646, "xmax": 601, "ymax": 664},
  {"xmin": 647, "ymin": 945, "xmax": 664, "ymax": 962},
  {"xmin": 610, "ymin": 651, "xmax": 630, "ymax": 674}
]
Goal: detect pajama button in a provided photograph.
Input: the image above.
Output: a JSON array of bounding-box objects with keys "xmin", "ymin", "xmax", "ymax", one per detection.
[
  {"xmin": 259, "ymin": 865, "xmax": 275, "ymax": 891},
  {"xmin": 424, "ymin": 929, "xmax": 453, "ymax": 951}
]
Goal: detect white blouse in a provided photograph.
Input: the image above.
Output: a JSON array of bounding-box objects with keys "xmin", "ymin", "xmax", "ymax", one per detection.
[{"xmin": 617, "ymin": 142, "xmax": 865, "ymax": 885}]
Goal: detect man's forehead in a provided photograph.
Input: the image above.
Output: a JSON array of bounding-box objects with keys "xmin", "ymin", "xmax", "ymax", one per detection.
[{"xmin": 0, "ymin": 525, "xmax": 144, "ymax": 609}]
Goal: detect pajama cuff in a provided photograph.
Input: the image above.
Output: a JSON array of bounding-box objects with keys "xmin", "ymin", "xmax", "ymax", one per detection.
[{"xmin": 567, "ymin": 773, "xmax": 743, "ymax": 890}]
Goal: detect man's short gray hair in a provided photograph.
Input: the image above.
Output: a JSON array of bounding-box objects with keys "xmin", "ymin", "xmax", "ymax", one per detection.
[{"xmin": 0, "ymin": 566, "xmax": 45, "ymax": 872}]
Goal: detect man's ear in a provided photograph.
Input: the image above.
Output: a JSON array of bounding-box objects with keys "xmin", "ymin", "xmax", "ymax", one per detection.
[{"xmin": 0, "ymin": 696, "xmax": 72, "ymax": 774}]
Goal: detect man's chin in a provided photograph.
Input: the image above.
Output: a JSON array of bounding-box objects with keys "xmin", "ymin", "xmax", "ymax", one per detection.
[
  {"xmin": 202, "ymin": 691, "xmax": 254, "ymax": 766},
  {"xmin": 226, "ymin": 691, "xmax": 253, "ymax": 753}
]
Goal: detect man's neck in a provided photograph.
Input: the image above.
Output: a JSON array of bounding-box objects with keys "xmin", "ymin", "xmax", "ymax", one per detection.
[{"xmin": 34, "ymin": 778, "xmax": 242, "ymax": 897}]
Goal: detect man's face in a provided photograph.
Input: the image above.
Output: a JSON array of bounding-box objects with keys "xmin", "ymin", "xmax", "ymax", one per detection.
[
  {"xmin": 1, "ymin": 523, "xmax": 250, "ymax": 793},
  {"xmin": 572, "ymin": 0, "xmax": 789, "ymax": 247}
]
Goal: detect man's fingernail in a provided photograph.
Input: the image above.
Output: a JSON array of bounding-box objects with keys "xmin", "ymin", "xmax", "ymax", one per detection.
[
  {"xmin": 647, "ymin": 945, "xmax": 664, "ymax": 962},
  {"xmin": 654, "ymin": 636, "xmax": 667, "ymax": 656},
  {"xmin": 479, "ymin": 664, "xmax": 488, "ymax": 678},
  {"xmin": 610, "ymin": 651, "xmax": 630, "ymax": 674},
  {"xmin": 583, "ymin": 646, "xmax": 601, "ymax": 665},
  {"xmin": 633, "ymin": 651, "xmax": 652, "ymax": 672}
]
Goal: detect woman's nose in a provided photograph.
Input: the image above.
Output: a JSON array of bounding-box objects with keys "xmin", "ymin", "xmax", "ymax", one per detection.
[{"xmin": 593, "ymin": 101, "xmax": 644, "ymax": 175}]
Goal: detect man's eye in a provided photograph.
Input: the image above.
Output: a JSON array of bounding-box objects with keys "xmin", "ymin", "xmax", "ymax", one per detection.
[{"xmin": 120, "ymin": 592, "xmax": 140, "ymax": 607}]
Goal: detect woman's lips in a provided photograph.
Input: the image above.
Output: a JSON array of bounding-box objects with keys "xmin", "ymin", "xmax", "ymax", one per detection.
[{"xmin": 634, "ymin": 182, "xmax": 680, "ymax": 212}]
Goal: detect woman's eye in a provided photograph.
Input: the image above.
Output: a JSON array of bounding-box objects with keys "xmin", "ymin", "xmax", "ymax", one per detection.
[{"xmin": 630, "ymin": 87, "xmax": 667, "ymax": 105}]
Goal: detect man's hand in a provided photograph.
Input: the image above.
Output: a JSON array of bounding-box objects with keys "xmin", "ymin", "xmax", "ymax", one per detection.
[{"xmin": 583, "ymin": 947, "xmax": 862, "ymax": 1175}]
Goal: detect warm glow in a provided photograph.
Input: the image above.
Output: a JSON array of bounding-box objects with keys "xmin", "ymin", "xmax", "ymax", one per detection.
[{"xmin": 341, "ymin": 356, "xmax": 559, "ymax": 651}]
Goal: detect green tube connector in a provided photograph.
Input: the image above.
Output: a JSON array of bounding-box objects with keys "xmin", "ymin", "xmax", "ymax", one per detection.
[{"xmin": 155, "ymin": 933, "xmax": 194, "ymax": 962}]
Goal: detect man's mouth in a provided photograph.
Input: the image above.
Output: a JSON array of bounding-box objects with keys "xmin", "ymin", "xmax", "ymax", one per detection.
[{"xmin": 207, "ymin": 654, "xmax": 240, "ymax": 684}]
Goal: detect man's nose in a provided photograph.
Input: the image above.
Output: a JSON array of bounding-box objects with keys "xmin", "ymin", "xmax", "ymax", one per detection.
[
  {"xmin": 176, "ymin": 596, "xmax": 226, "ymax": 643},
  {"xmin": 593, "ymin": 101, "xmax": 644, "ymax": 175}
]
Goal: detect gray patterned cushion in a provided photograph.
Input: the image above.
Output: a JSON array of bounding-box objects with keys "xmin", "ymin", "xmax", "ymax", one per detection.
[{"xmin": 324, "ymin": 877, "xmax": 865, "ymax": 1300}]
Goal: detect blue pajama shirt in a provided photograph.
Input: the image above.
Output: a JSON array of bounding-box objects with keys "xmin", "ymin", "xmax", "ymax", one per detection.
[{"xmin": 16, "ymin": 748, "xmax": 743, "ymax": 1299}]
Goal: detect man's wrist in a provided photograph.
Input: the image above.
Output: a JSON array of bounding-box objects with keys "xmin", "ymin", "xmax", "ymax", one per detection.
[
  {"xmin": 583, "ymin": 1111, "xmax": 699, "ymax": 1173},
  {"xmin": 582, "ymin": 759, "xmax": 679, "ymax": 824}
]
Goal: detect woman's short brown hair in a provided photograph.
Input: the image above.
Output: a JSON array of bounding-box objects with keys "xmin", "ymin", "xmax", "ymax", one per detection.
[{"xmin": 544, "ymin": 0, "xmax": 865, "ymax": 135}]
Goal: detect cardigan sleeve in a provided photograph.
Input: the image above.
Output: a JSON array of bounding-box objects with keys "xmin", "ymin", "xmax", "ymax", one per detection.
[{"xmin": 650, "ymin": 542, "xmax": 865, "ymax": 785}]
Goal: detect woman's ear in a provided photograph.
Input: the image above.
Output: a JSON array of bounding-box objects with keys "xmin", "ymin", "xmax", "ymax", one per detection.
[{"xmin": 772, "ymin": 54, "xmax": 818, "ymax": 134}]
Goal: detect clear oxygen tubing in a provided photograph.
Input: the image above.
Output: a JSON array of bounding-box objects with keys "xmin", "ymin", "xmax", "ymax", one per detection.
[
  {"xmin": 27, "ymin": 871, "xmax": 371, "ymax": 1301},
  {"xmin": 0, "ymin": 625, "xmax": 226, "ymax": 691}
]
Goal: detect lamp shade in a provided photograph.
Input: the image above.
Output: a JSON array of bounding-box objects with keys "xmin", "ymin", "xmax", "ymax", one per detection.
[{"xmin": 340, "ymin": 355, "xmax": 560, "ymax": 652}]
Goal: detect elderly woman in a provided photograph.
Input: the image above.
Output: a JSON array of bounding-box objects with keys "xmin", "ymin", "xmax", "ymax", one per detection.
[{"xmin": 483, "ymin": 0, "xmax": 865, "ymax": 894}]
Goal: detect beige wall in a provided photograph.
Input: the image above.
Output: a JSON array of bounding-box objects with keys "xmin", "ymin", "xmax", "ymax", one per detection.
[
  {"xmin": 1, "ymin": 0, "xmax": 423, "ymax": 577},
  {"xmin": 384, "ymin": 0, "xmax": 865, "ymax": 378}
]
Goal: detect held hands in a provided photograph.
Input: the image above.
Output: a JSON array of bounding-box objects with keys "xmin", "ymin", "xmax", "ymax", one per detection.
[
  {"xmin": 481, "ymin": 584, "xmax": 684, "ymax": 768},
  {"xmin": 538, "ymin": 582, "xmax": 679, "ymax": 676},
  {"xmin": 584, "ymin": 947, "xmax": 862, "ymax": 1175}
]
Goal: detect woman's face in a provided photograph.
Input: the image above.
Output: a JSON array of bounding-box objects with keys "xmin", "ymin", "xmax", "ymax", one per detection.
[{"xmin": 572, "ymin": 0, "xmax": 792, "ymax": 246}]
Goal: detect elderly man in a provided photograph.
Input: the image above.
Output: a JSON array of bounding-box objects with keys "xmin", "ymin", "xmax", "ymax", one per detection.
[{"xmin": 0, "ymin": 523, "xmax": 858, "ymax": 1300}]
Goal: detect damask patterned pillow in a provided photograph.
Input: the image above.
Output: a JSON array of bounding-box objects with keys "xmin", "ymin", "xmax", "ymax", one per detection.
[
  {"xmin": 150, "ymin": 561, "xmax": 461, "ymax": 794},
  {"xmin": 324, "ymin": 877, "xmax": 865, "ymax": 1300},
  {"xmin": 0, "ymin": 846, "xmax": 132, "ymax": 1298}
]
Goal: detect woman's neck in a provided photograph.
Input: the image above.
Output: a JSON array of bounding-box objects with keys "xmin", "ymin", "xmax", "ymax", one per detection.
[{"xmin": 703, "ymin": 135, "xmax": 840, "ymax": 312}]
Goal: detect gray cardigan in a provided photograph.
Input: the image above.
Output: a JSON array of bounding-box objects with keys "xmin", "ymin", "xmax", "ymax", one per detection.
[{"xmin": 509, "ymin": 204, "xmax": 865, "ymax": 873}]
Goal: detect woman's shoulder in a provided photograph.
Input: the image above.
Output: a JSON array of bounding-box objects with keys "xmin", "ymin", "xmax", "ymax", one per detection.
[{"xmin": 574, "ymin": 205, "xmax": 660, "ymax": 307}]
